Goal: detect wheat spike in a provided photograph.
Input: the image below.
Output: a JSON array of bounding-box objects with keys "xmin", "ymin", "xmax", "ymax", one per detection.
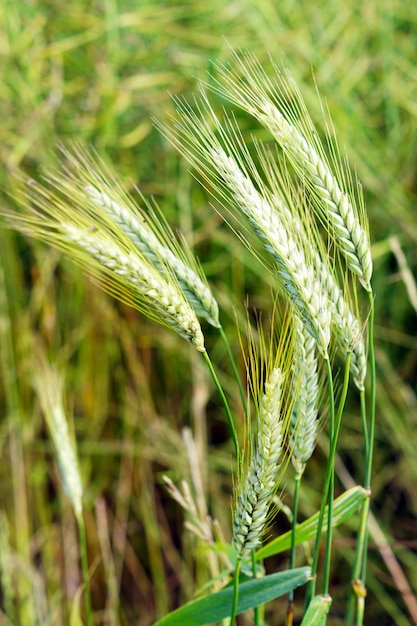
[
  {"xmin": 270, "ymin": 191, "xmax": 367, "ymax": 389},
  {"xmin": 62, "ymin": 222, "xmax": 206, "ymax": 350},
  {"xmin": 33, "ymin": 359, "xmax": 83, "ymax": 516},
  {"xmin": 85, "ymin": 184, "xmax": 220, "ymax": 328},
  {"xmin": 290, "ymin": 316, "xmax": 320, "ymax": 478},
  {"xmin": 210, "ymin": 52, "xmax": 373, "ymax": 291},
  {"xmin": 233, "ymin": 367, "xmax": 284, "ymax": 556},
  {"xmin": 212, "ymin": 148, "xmax": 331, "ymax": 356}
]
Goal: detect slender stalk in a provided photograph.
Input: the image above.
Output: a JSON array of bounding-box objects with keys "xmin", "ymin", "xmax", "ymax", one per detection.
[
  {"xmin": 305, "ymin": 354, "xmax": 351, "ymax": 606},
  {"xmin": 287, "ymin": 473, "xmax": 302, "ymax": 625},
  {"xmin": 230, "ymin": 557, "xmax": 242, "ymax": 625},
  {"xmin": 290, "ymin": 475, "xmax": 301, "ymax": 572},
  {"xmin": 364, "ymin": 294, "xmax": 376, "ymax": 492},
  {"xmin": 202, "ymin": 350, "xmax": 240, "ymax": 462},
  {"xmin": 252, "ymin": 549, "xmax": 261, "ymax": 626},
  {"xmin": 218, "ymin": 325, "xmax": 248, "ymax": 415},
  {"xmin": 322, "ymin": 357, "xmax": 335, "ymax": 595},
  {"xmin": 360, "ymin": 388, "xmax": 369, "ymax": 460},
  {"xmin": 76, "ymin": 511, "xmax": 93, "ymax": 626},
  {"xmin": 346, "ymin": 292, "xmax": 376, "ymax": 625}
]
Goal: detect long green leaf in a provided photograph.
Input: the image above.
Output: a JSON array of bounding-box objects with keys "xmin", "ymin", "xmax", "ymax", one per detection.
[
  {"xmin": 301, "ymin": 595, "xmax": 332, "ymax": 625},
  {"xmin": 257, "ymin": 486, "xmax": 368, "ymax": 559},
  {"xmin": 153, "ymin": 566, "xmax": 311, "ymax": 626}
]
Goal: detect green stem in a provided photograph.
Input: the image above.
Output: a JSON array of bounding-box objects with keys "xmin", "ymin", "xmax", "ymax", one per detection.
[
  {"xmin": 290, "ymin": 474, "xmax": 302, "ymax": 573},
  {"xmin": 346, "ymin": 291, "xmax": 376, "ymax": 625},
  {"xmin": 345, "ymin": 389, "xmax": 368, "ymax": 625},
  {"xmin": 252, "ymin": 549, "xmax": 261, "ymax": 626},
  {"xmin": 203, "ymin": 350, "xmax": 240, "ymax": 463},
  {"xmin": 322, "ymin": 357, "xmax": 335, "ymax": 595},
  {"xmin": 287, "ymin": 472, "xmax": 302, "ymax": 624},
  {"xmin": 230, "ymin": 556, "xmax": 242, "ymax": 625},
  {"xmin": 360, "ymin": 389, "xmax": 369, "ymax": 461},
  {"xmin": 76, "ymin": 511, "xmax": 93, "ymax": 626},
  {"xmin": 363, "ymin": 293, "xmax": 376, "ymax": 492},
  {"xmin": 218, "ymin": 325, "xmax": 247, "ymax": 416},
  {"xmin": 305, "ymin": 353, "xmax": 351, "ymax": 606}
]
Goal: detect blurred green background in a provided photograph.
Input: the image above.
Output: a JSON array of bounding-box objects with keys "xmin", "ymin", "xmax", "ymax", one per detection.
[{"xmin": 1, "ymin": 1, "xmax": 417, "ymax": 624}]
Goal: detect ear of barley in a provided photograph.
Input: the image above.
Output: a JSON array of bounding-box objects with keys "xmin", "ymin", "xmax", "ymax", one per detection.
[
  {"xmin": 233, "ymin": 367, "xmax": 285, "ymax": 556},
  {"xmin": 161, "ymin": 100, "xmax": 331, "ymax": 356},
  {"xmin": 81, "ymin": 168, "xmax": 220, "ymax": 328},
  {"xmin": 33, "ymin": 359, "xmax": 83, "ymax": 517},
  {"xmin": 5, "ymin": 175, "xmax": 205, "ymax": 352},
  {"xmin": 290, "ymin": 316, "xmax": 321, "ymax": 478},
  {"xmin": 49, "ymin": 146, "xmax": 220, "ymax": 329},
  {"xmin": 212, "ymin": 148, "xmax": 331, "ymax": 355},
  {"xmin": 259, "ymin": 148, "xmax": 367, "ymax": 389},
  {"xmin": 62, "ymin": 222, "xmax": 206, "ymax": 350},
  {"xmin": 209, "ymin": 52, "xmax": 373, "ymax": 291}
]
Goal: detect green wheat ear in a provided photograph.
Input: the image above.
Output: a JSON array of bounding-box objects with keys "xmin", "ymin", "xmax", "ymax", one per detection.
[
  {"xmin": 4, "ymin": 146, "xmax": 210, "ymax": 351},
  {"xmin": 232, "ymin": 314, "xmax": 295, "ymax": 558},
  {"xmin": 290, "ymin": 315, "xmax": 322, "ymax": 478},
  {"xmin": 160, "ymin": 96, "xmax": 332, "ymax": 357},
  {"xmin": 209, "ymin": 51, "xmax": 373, "ymax": 292}
]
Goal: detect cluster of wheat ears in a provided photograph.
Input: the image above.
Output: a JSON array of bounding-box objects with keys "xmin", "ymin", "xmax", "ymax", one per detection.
[{"xmin": 4, "ymin": 51, "xmax": 375, "ymax": 626}]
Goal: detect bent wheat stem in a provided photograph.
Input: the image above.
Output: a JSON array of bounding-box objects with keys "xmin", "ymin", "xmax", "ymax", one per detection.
[
  {"xmin": 218, "ymin": 325, "xmax": 248, "ymax": 416},
  {"xmin": 202, "ymin": 350, "xmax": 240, "ymax": 462}
]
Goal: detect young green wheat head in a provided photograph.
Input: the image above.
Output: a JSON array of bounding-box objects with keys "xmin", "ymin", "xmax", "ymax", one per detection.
[
  {"xmin": 5, "ymin": 147, "xmax": 223, "ymax": 352},
  {"xmin": 233, "ymin": 317, "xmax": 295, "ymax": 558},
  {"xmin": 158, "ymin": 58, "xmax": 371, "ymax": 381}
]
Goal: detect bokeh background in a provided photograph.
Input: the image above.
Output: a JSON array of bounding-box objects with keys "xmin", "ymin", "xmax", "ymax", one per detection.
[{"xmin": 1, "ymin": 1, "xmax": 417, "ymax": 624}]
